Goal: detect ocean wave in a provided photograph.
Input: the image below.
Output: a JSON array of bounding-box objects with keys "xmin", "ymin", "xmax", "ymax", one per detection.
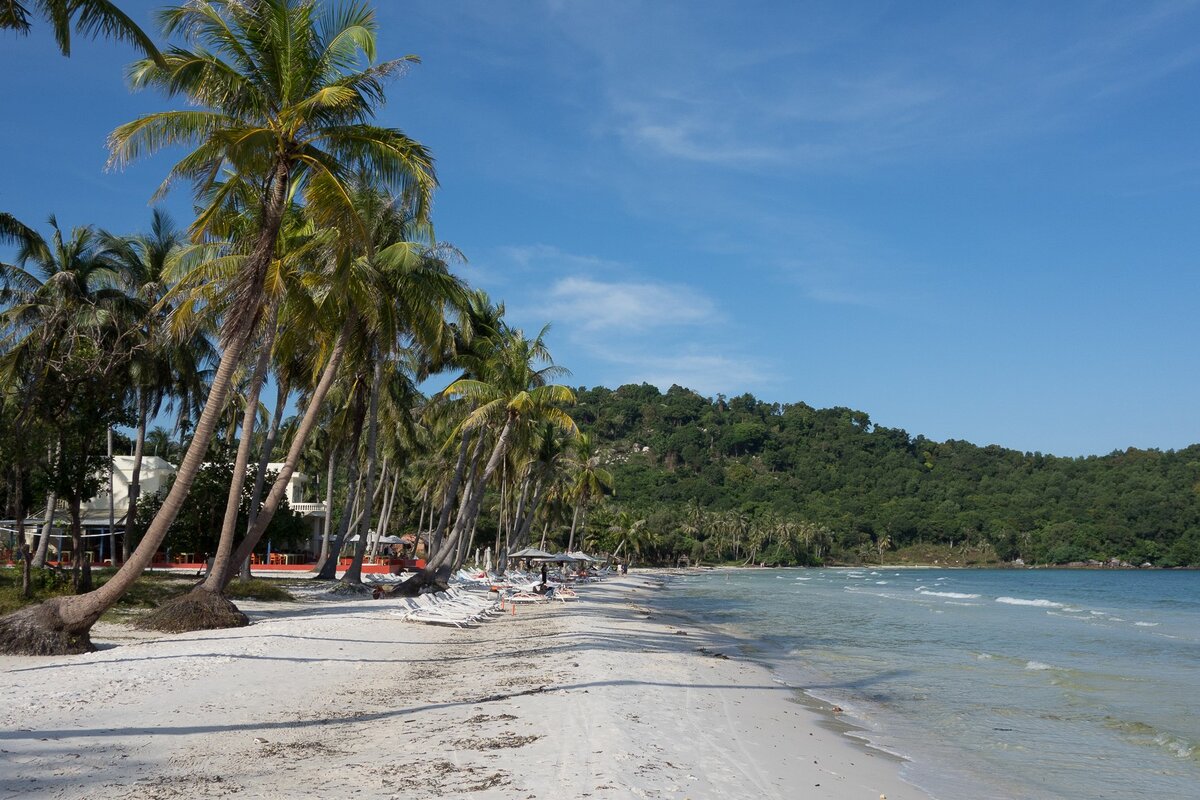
[
  {"xmin": 1025, "ymin": 661, "xmax": 1058, "ymax": 671},
  {"xmin": 920, "ymin": 590, "xmax": 981, "ymax": 599},
  {"xmin": 1134, "ymin": 621, "xmax": 1160, "ymax": 627},
  {"xmin": 996, "ymin": 597, "xmax": 1065, "ymax": 609},
  {"xmin": 1105, "ymin": 718, "xmax": 1199, "ymax": 761},
  {"xmin": 1156, "ymin": 733, "xmax": 1198, "ymax": 760}
]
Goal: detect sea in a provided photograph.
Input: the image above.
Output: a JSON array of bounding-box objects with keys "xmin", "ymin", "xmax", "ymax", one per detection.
[{"xmin": 657, "ymin": 567, "xmax": 1200, "ymax": 800}]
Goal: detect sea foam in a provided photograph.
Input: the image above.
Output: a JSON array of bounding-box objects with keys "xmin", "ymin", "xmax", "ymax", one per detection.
[
  {"xmin": 920, "ymin": 591, "xmax": 981, "ymax": 599},
  {"xmin": 996, "ymin": 597, "xmax": 1065, "ymax": 609}
]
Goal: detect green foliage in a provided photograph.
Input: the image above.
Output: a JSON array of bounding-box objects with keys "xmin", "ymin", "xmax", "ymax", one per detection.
[
  {"xmin": 572, "ymin": 383, "xmax": 1200, "ymax": 567},
  {"xmin": 98, "ymin": 571, "xmax": 191, "ymax": 610},
  {"xmin": 0, "ymin": 567, "xmax": 75, "ymax": 613},
  {"xmin": 133, "ymin": 464, "xmax": 308, "ymax": 557},
  {"xmin": 0, "ymin": 567, "xmax": 191, "ymax": 614},
  {"xmin": 224, "ymin": 579, "xmax": 294, "ymax": 602}
]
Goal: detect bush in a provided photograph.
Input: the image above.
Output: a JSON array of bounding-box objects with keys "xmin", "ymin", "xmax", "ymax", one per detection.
[{"xmin": 224, "ymin": 579, "xmax": 294, "ymax": 602}]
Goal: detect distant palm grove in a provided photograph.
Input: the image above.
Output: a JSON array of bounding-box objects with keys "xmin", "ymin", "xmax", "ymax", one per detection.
[{"xmin": 1, "ymin": 0, "xmax": 1196, "ymax": 656}]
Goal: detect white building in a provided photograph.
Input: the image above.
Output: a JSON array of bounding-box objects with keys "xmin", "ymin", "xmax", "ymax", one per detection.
[
  {"xmin": 81, "ymin": 455, "xmax": 177, "ymax": 524},
  {"xmin": 78, "ymin": 457, "xmax": 317, "ymax": 529}
]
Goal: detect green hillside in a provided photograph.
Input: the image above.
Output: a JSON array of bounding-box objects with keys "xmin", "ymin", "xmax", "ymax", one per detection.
[{"xmin": 571, "ymin": 384, "xmax": 1200, "ymax": 567}]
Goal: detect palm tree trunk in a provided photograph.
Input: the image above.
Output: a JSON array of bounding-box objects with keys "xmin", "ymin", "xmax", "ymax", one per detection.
[
  {"xmin": 343, "ymin": 359, "xmax": 383, "ymax": 584},
  {"xmin": 68, "ymin": 496, "xmax": 89, "ymax": 594},
  {"xmin": 369, "ymin": 458, "xmax": 389, "ymax": 556},
  {"xmin": 567, "ymin": 500, "xmax": 583, "ymax": 553},
  {"xmin": 415, "ymin": 434, "xmax": 487, "ymax": 582},
  {"xmin": 316, "ymin": 435, "xmax": 363, "ymax": 582},
  {"xmin": 429, "ymin": 432, "xmax": 471, "ymax": 556},
  {"xmin": 374, "ymin": 470, "xmax": 400, "ymax": 559},
  {"xmin": 124, "ymin": 389, "xmax": 147, "ymax": 563},
  {"xmin": 422, "ymin": 414, "xmax": 515, "ymax": 582},
  {"xmin": 516, "ymin": 477, "xmax": 545, "ymax": 548},
  {"xmin": 508, "ymin": 472, "xmax": 533, "ymax": 552},
  {"xmin": 202, "ymin": 322, "xmax": 275, "ymax": 592},
  {"xmin": 107, "ymin": 427, "xmax": 117, "ymax": 566},
  {"xmin": 33, "ymin": 491, "xmax": 56, "ymax": 569},
  {"xmin": 413, "ymin": 489, "xmax": 426, "ymax": 552},
  {"xmin": 224, "ymin": 318, "xmax": 352, "ymax": 588},
  {"xmin": 12, "ymin": 464, "xmax": 25, "ymax": 573},
  {"xmin": 317, "ymin": 448, "xmax": 337, "ymax": 565},
  {"xmin": 246, "ymin": 375, "xmax": 288, "ymax": 534}
]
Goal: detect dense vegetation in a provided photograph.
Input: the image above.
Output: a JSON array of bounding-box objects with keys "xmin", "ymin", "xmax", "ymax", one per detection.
[{"xmin": 570, "ymin": 384, "xmax": 1200, "ymax": 568}]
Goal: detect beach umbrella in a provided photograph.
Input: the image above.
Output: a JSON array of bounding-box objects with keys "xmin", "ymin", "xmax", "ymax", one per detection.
[
  {"xmin": 508, "ymin": 547, "xmax": 554, "ymax": 559},
  {"xmin": 377, "ymin": 535, "xmax": 405, "ymax": 544}
]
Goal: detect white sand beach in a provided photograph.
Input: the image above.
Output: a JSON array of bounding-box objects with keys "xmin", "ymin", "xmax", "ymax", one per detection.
[{"xmin": 0, "ymin": 574, "xmax": 931, "ymax": 799}]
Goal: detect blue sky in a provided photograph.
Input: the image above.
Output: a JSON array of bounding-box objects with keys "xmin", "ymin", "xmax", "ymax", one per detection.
[{"xmin": 3, "ymin": 0, "xmax": 1200, "ymax": 457}]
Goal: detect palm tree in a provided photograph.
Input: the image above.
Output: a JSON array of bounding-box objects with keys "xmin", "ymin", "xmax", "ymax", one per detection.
[
  {"xmin": 103, "ymin": 209, "xmax": 216, "ymax": 562},
  {"xmin": 1, "ymin": 0, "xmax": 163, "ymax": 62},
  {"xmin": 0, "ymin": 0, "xmax": 437, "ymax": 654},
  {"xmin": 609, "ymin": 510, "xmax": 650, "ymax": 564},
  {"xmin": 408, "ymin": 327, "xmax": 577, "ymax": 588},
  {"xmin": 229, "ymin": 196, "xmax": 461, "ymax": 589},
  {"xmin": 566, "ymin": 433, "xmax": 613, "ymax": 553},
  {"xmin": 0, "ymin": 214, "xmax": 142, "ymax": 591},
  {"xmin": 324, "ymin": 187, "xmax": 465, "ymax": 586}
]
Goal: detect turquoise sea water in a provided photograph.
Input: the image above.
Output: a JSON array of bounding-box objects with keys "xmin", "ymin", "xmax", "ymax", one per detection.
[{"xmin": 659, "ymin": 568, "xmax": 1200, "ymax": 799}]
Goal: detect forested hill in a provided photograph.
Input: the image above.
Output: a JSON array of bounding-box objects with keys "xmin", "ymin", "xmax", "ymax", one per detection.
[{"xmin": 571, "ymin": 384, "xmax": 1200, "ymax": 567}]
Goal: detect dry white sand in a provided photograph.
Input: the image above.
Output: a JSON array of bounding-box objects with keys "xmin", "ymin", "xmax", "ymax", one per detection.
[{"xmin": 0, "ymin": 573, "xmax": 932, "ymax": 799}]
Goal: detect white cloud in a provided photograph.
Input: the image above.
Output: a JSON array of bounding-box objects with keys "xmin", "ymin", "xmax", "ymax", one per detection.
[{"xmin": 541, "ymin": 276, "xmax": 719, "ymax": 333}]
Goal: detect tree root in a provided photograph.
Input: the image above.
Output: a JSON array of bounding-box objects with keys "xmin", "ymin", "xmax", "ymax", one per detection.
[
  {"xmin": 0, "ymin": 600, "xmax": 95, "ymax": 655},
  {"xmin": 385, "ymin": 568, "xmax": 450, "ymax": 598},
  {"xmin": 138, "ymin": 588, "xmax": 249, "ymax": 633},
  {"xmin": 325, "ymin": 581, "xmax": 374, "ymax": 597}
]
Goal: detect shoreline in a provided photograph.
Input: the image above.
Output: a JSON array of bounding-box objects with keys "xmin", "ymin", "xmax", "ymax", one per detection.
[{"xmin": 0, "ymin": 572, "xmax": 931, "ymax": 799}]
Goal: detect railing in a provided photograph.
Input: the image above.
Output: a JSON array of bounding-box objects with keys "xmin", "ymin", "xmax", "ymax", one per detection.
[{"xmin": 290, "ymin": 502, "xmax": 326, "ymax": 514}]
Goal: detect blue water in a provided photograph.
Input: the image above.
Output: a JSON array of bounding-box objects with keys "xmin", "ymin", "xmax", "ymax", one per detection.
[{"xmin": 659, "ymin": 568, "xmax": 1200, "ymax": 799}]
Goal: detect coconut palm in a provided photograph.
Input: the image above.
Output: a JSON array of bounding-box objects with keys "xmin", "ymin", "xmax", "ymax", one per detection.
[
  {"xmin": 1, "ymin": 0, "xmax": 162, "ymax": 62},
  {"xmin": 231, "ymin": 193, "xmax": 463, "ymax": 589},
  {"xmin": 0, "ymin": 214, "xmax": 142, "ymax": 590},
  {"xmin": 321, "ymin": 187, "xmax": 465, "ymax": 585},
  {"xmin": 409, "ymin": 327, "xmax": 577, "ymax": 587},
  {"xmin": 0, "ymin": 0, "xmax": 437, "ymax": 654},
  {"xmin": 103, "ymin": 209, "xmax": 217, "ymax": 562},
  {"xmin": 566, "ymin": 432, "xmax": 613, "ymax": 553},
  {"xmin": 609, "ymin": 510, "xmax": 650, "ymax": 563}
]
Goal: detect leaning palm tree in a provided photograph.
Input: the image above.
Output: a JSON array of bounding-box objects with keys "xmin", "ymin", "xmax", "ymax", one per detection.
[
  {"xmin": 103, "ymin": 209, "xmax": 217, "ymax": 562},
  {"xmin": 0, "ymin": 0, "xmax": 163, "ymax": 62},
  {"xmin": 0, "ymin": 0, "xmax": 437, "ymax": 654},
  {"xmin": 405, "ymin": 327, "xmax": 578, "ymax": 589}
]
